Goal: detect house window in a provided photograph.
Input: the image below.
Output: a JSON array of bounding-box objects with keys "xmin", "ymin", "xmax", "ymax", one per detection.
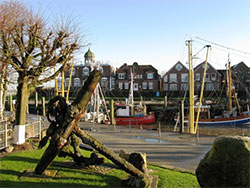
[
  {"xmin": 124, "ymin": 82, "xmax": 129, "ymax": 90},
  {"xmin": 118, "ymin": 82, "xmax": 123, "ymax": 89},
  {"xmin": 57, "ymin": 78, "xmax": 62, "ymax": 88},
  {"xmin": 196, "ymin": 83, "xmax": 200, "ymax": 90},
  {"xmin": 142, "ymin": 82, "xmax": 147, "ymax": 89},
  {"xmin": 147, "ymin": 73, "xmax": 154, "ymax": 79},
  {"xmin": 101, "ymin": 77, "xmax": 108, "ymax": 88},
  {"xmin": 111, "ymin": 77, "xmax": 115, "ymax": 90},
  {"xmin": 175, "ymin": 64, "xmax": 183, "ymax": 71},
  {"xmin": 169, "ymin": 84, "xmax": 177, "ymax": 91},
  {"xmin": 169, "ymin": 73, "xmax": 177, "ymax": 82},
  {"xmin": 118, "ymin": 73, "xmax": 125, "ymax": 79},
  {"xmin": 149, "ymin": 82, "xmax": 153, "ymax": 90},
  {"xmin": 211, "ymin": 73, "xmax": 216, "ymax": 81},
  {"xmin": 181, "ymin": 84, "xmax": 188, "ymax": 91},
  {"xmin": 139, "ymin": 74, "xmax": 143, "ymax": 79},
  {"xmin": 65, "ymin": 78, "xmax": 70, "ymax": 87},
  {"xmin": 163, "ymin": 75, "xmax": 168, "ymax": 82},
  {"xmin": 205, "ymin": 73, "xmax": 210, "ymax": 82},
  {"xmin": 74, "ymin": 78, "xmax": 80, "ymax": 87},
  {"xmin": 72, "ymin": 68, "xmax": 76, "ymax": 76},
  {"xmin": 181, "ymin": 73, "xmax": 188, "ymax": 82},
  {"xmin": 134, "ymin": 83, "xmax": 139, "ymax": 91},
  {"xmin": 206, "ymin": 83, "xmax": 214, "ymax": 90},
  {"xmin": 83, "ymin": 67, "xmax": 89, "ymax": 76},
  {"xmin": 163, "ymin": 84, "xmax": 168, "ymax": 91},
  {"xmin": 196, "ymin": 73, "xmax": 200, "ymax": 81}
]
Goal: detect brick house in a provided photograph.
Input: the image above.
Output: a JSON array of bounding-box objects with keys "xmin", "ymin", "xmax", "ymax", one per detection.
[
  {"xmin": 231, "ymin": 61, "xmax": 250, "ymax": 94},
  {"xmin": 115, "ymin": 62, "xmax": 160, "ymax": 96},
  {"xmin": 194, "ymin": 61, "xmax": 221, "ymax": 92},
  {"xmin": 162, "ymin": 61, "xmax": 189, "ymax": 92}
]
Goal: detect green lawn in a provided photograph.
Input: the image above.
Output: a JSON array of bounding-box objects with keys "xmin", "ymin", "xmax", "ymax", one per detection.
[{"xmin": 0, "ymin": 146, "xmax": 199, "ymax": 188}]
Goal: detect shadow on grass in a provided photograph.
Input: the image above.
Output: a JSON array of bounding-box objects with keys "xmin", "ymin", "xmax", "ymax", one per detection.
[
  {"xmin": 1, "ymin": 174, "xmax": 122, "ymax": 188},
  {"xmin": 0, "ymin": 155, "xmax": 39, "ymax": 164},
  {"xmin": 0, "ymin": 169, "xmax": 21, "ymax": 177}
]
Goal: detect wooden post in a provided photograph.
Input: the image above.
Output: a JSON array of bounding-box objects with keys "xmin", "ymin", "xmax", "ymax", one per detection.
[
  {"xmin": 158, "ymin": 122, "xmax": 161, "ymax": 137},
  {"xmin": 164, "ymin": 95, "xmax": 167, "ymax": 108},
  {"xmin": 4, "ymin": 120, "xmax": 7, "ymax": 148},
  {"xmin": 179, "ymin": 100, "xmax": 184, "ymax": 133},
  {"xmin": 9, "ymin": 95, "xmax": 12, "ymax": 112},
  {"xmin": 42, "ymin": 97, "xmax": 46, "ymax": 116},
  {"xmin": 38, "ymin": 117, "xmax": 41, "ymax": 140},
  {"xmin": 35, "ymin": 91, "xmax": 38, "ymax": 114}
]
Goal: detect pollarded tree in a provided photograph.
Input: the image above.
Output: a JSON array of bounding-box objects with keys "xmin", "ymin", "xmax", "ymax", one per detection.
[{"xmin": 0, "ymin": 0, "xmax": 82, "ymax": 125}]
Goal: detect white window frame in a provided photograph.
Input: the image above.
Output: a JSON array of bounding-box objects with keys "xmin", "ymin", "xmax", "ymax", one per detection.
[
  {"xmin": 142, "ymin": 82, "xmax": 147, "ymax": 89},
  {"xmin": 181, "ymin": 73, "xmax": 188, "ymax": 82},
  {"xmin": 169, "ymin": 83, "xmax": 177, "ymax": 91},
  {"xmin": 83, "ymin": 67, "xmax": 89, "ymax": 76},
  {"xmin": 118, "ymin": 73, "xmax": 125, "ymax": 79},
  {"xmin": 133, "ymin": 83, "xmax": 139, "ymax": 91},
  {"xmin": 196, "ymin": 73, "xmax": 200, "ymax": 81},
  {"xmin": 74, "ymin": 78, "xmax": 80, "ymax": 87},
  {"xmin": 163, "ymin": 75, "xmax": 168, "ymax": 82},
  {"xmin": 118, "ymin": 82, "xmax": 123, "ymax": 89},
  {"xmin": 211, "ymin": 73, "xmax": 216, "ymax": 81},
  {"xmin": 124, "ymin": 82, "xmax": 129, "ymax": 90},
  {"xmin": 147, "ymin": 73, "xmax": 154, "ymax": 79},
  {"xmin": 163, "ymin": 83, "xmax": 168, "ymax": 91},
  {"xmin": 169, "ymin": 73, "xmax": 177, "ymax": 83},
  {"xmin": 149, "ymin": 82, "xmax": 153, "ymax": 90}
]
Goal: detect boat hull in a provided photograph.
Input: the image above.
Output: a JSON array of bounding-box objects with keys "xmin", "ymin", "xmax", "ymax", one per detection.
[
  {"xmin": 184, "ymin": 114, "xmax": 250, "ymax": 126},
  {"xmin": 115, "ymin": 113, "xmax": 156, "ymax": 127}
]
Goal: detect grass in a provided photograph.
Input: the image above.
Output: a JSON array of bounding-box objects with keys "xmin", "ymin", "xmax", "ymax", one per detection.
[{"xmin": 0, "ymin": 145, "xmax": 199, "ymax": 188}]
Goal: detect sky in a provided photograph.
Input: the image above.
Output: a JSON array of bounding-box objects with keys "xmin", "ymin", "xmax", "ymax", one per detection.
[{"xmin": 21, "ymin": 0, "xmax": 250, "ymax": 74}]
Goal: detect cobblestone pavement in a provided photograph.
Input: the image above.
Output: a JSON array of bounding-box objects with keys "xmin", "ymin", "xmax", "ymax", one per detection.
[{"xmin": 78, "ymin": 122, "xmax": 216, "ymax": 173}]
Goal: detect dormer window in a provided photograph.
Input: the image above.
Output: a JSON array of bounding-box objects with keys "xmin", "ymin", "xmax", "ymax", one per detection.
[
  {"xmin": 118, "ymin": 73, "xmax": 125, "ymax": 79},
  {"xmin": 83, "ymin": 67, "xmax": 89, "ymax": 76}
]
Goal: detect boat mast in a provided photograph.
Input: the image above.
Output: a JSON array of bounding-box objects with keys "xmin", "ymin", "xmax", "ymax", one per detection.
[
  {"xmin": 227, "ymin": 55, "xmax": 232, "ymax": 112},
  {"xmin": 187, "ymin": 40, "xmax": 195, "ymax": 134},
  {"xmin": 194, "ymin": 45, "xmax": 211, "ymax": 134},
  {"xmin": 128, "ymin": 68, "xmax": 134, "ymax": 116},
  {"xmin": 66, "ymin": 58, "xmax": 74, "ymax": 103}
]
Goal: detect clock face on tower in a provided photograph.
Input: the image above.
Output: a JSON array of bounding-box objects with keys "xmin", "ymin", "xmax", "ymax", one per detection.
[{"xmin": 175, "ymin": 64, "xmax": 182, "ymax": 71}]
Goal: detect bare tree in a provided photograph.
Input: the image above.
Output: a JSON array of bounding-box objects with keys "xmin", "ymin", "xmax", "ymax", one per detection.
[{"xmin": 0, "ymin": 0, "xmax": 82, "ymax": 125}]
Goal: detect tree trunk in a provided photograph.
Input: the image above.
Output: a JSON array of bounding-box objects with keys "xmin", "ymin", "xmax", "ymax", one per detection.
[
  {"xmin": 15, "ymin": 79, "xmax": 30, "ymax": 125},
  {"xmin": 35, "ymin": 70, "xmax": 101, "ymax": 175},
  {"xmin": 1, "ymin": 66, "xmax": 9, "ymax": 120},
  {"xmin": 0, "ymin": 77, "xmax": 3, "ymax": 121}
]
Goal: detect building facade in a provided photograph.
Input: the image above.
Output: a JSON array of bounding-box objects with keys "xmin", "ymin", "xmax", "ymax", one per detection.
[
  {"xmin": 162, "ymin": 61, "xmax": 189, "ymax": 92},
  {"xmin": 115, "ymin": 62, "xmax": 160, "ymax": 96}
]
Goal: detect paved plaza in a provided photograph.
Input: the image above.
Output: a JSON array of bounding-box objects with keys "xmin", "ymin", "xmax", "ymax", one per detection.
[{"xmin": 79, "ymin": 122, "xmax": 216, "ymax": 173}]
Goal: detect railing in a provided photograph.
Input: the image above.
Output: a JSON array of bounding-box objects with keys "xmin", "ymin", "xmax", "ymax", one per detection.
[
  {"xmin": 0, "ymin": 120, "xmax": 10, "ymax": 150},
  {"xmin": 0, "ymin": 117, "xmax": 48, "ymax": 150}
]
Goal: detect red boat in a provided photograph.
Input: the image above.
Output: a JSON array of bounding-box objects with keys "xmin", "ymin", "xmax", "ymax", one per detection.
[{"xmin": 115, "ymin": 113, "xmax": 156, "ymax": 126}]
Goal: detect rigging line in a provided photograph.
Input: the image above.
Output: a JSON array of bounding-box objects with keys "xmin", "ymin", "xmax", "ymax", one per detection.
[
  {"xmin": 194, "ymin": 36, "xmax": 250, "ymax": 55},
  {"xmin": 193, "ymin": 39, "xmax": 250, "ymax": 60}
]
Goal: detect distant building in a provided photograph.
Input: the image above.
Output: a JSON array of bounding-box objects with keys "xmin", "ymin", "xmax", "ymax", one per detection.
[
  {"xmin": 64, "ymin": 49, "xmax": 116, "ymax": 95},
  {"xmin": 162, "ymin": 61, "xmax": 189, "ymax": 92},
  {"xmin": 115, "ymin": 62, "xmax": 160, "ymax": 96},
  {"xmin": 231, "ymin": 61, "xmax": 250, "ymax": 95},
  {"xmin": 194, "ymin": 61, "xmax": 221, "ymax": 92}
]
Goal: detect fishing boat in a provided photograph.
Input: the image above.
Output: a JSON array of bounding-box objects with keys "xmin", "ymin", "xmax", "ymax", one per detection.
[
  {"xmin": 183, "ymin": 41, "xmax": 250, "ymax": 131},
  {"xmin": 114, "ymin": 71, "xmax": 156, "ymax": 129}
]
